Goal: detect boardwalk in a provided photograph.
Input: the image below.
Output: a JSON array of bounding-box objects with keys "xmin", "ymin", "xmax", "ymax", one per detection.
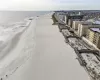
[{"xmin": 7, "ymin": 13, "xmax": 90, "ymax": 80}]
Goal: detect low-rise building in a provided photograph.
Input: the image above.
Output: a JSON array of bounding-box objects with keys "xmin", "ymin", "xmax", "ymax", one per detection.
[{"xmin": 87, "ymin": 27, "xmax": 100, "ymax": 49}]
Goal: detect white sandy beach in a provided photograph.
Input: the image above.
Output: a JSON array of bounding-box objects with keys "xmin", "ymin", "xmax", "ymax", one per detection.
[
  {"xmin": 4, "ymin": 13, "xmax": 90, "ymax": 80},
  {"xmin": 0, "ymin": 17, "xmax": 35, "ymax": 79}
]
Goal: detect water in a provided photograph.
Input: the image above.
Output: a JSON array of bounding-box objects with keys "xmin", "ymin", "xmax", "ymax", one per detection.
[{"xmin": 0, "ymin": 11, "xmax": 50, "ymax": 25}]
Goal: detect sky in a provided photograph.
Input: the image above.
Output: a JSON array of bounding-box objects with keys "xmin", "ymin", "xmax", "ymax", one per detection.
[{"xmin": 0, "ymin": 0, "xmax": 100, "ymax": 10}]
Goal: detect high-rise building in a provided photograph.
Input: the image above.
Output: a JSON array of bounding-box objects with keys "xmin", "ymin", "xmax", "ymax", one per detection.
[
  {"xmin": 87, "ymin": 27, "xmax": 100, "ymax": 49},
  {"xmin": 77, "ymin": 22, "xmax": 92, "ymax": 37},
  {"xmin": 66, "ymin": 14, "xmax": 84, "ymax": 27},
  {"xmin": 72, "ymin": 21, "xmax": 83, "ymax": 30},
  {"xmin": 77, "ymin": 21, "xmax": 100, "ymax": 37}
]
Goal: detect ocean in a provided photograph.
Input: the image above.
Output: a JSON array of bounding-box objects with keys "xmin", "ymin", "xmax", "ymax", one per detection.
[{"xmin": 0, "ymin": 11, "xmax": 50, "ymax": 25}]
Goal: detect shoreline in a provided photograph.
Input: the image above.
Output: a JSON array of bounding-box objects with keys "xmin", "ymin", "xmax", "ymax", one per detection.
[{"xmin": 0, "ymin": 18, "xmax": 35, "ymax": 80}]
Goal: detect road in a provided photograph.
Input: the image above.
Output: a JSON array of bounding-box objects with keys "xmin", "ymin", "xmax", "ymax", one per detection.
[{"xmin": 7, "ymin": 13, "xmax": 90, "ymax": 80}]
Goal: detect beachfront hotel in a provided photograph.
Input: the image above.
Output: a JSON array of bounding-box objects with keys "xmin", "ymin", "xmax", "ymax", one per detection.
[
  {"xmin": 77, "ymin": 22, "xmax": 93, "ymax": 37},
  {"xmin": 86, "ymin": 27, "xmax": 100, "ymax": 49},
  {"xmin": 74, "ymin": 22, "xmax": 100, "ymax": 37}
]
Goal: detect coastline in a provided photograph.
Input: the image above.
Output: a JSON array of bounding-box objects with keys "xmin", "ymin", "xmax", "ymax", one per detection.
[
  {"xmin": 7, "ymin": 13, "xmax": 89, "ymax": 80},
  {"xmin": 0, "ymin": 18, "xmax": 35, "ymax": 79}
]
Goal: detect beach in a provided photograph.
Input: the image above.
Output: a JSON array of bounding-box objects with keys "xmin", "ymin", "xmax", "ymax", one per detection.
[{"xmin": 5, "ymin": 13, "xmax": 90, "ymax": 80}]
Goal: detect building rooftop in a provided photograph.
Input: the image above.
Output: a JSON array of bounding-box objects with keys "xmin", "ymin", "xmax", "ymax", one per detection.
[
  {"xmin": 93, "ymin": 21, "xmax": 100, "ymax": 24},
  {"xmin": 90, "ymin": 27, "xmax": 100, "ymax": 33},
  {"xmin": 68, "ymin": 14, "xmax": 84, "ymax": 17},
  {"xmin": 87, "ymin": 19, "xmax": 100, "ymax": 24},
  {"xmin": 80, "ymin": 21, "xmax": 93, "ymax": 25},
  {"xmin": 80, "ymin": 21, "xmax": 100, "ymax": 25}
]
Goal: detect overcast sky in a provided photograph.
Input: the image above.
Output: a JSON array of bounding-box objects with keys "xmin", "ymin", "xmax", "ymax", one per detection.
[{"xmin": 0, "ymin": 0, "xmax": 100, "ymax": 10}]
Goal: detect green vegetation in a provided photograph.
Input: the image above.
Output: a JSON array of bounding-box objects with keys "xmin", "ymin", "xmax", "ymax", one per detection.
[{"xmin": 52, "ymin": 13, "xmax": 58, "ymax": 25}]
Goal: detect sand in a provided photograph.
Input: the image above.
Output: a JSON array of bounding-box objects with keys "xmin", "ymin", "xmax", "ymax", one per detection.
[{"xmin": 6, "ymin": 13, "xmax": 90, "ymax": 80}]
